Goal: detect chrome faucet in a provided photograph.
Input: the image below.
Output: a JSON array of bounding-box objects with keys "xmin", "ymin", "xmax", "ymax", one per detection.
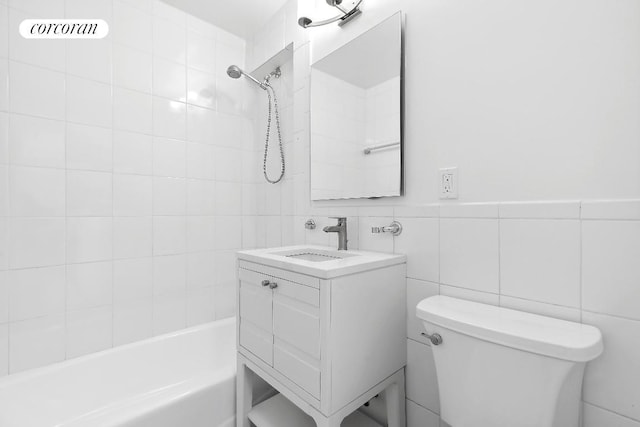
[{"xmin": 323, "ymin": 217, "xmax": 348, "ymax": 250}]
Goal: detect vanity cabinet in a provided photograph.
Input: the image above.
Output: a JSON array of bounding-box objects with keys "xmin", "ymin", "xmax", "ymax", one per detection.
[{"xmin": 235, "ymin": 246, "xmax": 407, "ymax": 427}]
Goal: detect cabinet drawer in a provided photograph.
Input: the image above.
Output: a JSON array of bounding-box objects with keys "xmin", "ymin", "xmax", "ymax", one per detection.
[
  {"xmin": 238, "ymin": 261, "xmax": 320, "ymax": 289},
  {"xmin": 274, "ymin": 343, "xmax": 320, "ymax": 399},
  {"xmin": 240, "ymin": 321, "xmax": 273, "ymax": 365},
  {"xmin": 274, "ymin": 300, "xmax": 320, "ymax": 359}
]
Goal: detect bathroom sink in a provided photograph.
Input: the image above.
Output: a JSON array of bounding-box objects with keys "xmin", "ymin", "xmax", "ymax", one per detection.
[
  {"xmin": 271, "ymin": 248, "xmax": 359, "ymax": 262},
  {"xmin": 237, "ymin": 245, "xmax": 406, "ymax": 279}
]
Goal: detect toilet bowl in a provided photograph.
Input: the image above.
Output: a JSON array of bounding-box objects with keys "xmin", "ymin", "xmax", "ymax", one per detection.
[{"xmin": 416, "ymin": 296, "xmax": 603, "ymax": 427}]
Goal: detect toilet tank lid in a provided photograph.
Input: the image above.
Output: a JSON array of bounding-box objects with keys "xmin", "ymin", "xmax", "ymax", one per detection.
[{"xmin": 416, "ymin": 296, "xmax": 603, "ymax": 362}]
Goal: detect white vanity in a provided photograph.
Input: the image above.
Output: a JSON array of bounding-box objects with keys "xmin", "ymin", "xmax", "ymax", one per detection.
[{"xmin": 235, "ymin": 245, "xmax": 407, "ymax": 427}]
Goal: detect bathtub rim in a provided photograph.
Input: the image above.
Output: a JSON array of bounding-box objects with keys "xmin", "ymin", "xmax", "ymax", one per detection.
[{"xmin": 0, "ymin": 316, "xmax": 236, "ymax": 386}]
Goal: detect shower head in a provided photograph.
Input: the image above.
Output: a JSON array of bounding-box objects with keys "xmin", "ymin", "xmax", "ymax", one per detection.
[
  {"xmin": 226, "ymin": 65, "xmax": 242, "ymax": 79},
  {"xmin": 226, "ymin": 65, "xmax": 265, "ymax": 89}
]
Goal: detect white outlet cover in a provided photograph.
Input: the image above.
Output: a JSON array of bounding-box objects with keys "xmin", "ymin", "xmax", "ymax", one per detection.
[{"xmin": 439, "ymin": 167, "xmax": 458, "ymax": 199}]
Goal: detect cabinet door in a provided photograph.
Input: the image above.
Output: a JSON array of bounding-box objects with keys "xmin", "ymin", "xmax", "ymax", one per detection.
[
  {"xmin": 238, "ymin": 269, "xmax": 273, "ymax": 365},
  {"xmin": 272, "ymin": 278, "xmax": 321, "ymax": 398}
]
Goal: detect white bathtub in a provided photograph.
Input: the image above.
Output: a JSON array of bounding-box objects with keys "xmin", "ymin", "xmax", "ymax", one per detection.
[{"xmin": 0, "ymin": 318, "xmax": 236, "ymax": 427}]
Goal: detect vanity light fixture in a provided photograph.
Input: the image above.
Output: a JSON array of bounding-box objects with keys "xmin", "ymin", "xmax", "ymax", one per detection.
[{"xmin": 298, "ymin": 0, "xmax": 363, "ymax": 28}]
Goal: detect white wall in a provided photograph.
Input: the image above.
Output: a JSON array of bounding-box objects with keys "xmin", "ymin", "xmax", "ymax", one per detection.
[
  {"xmin": 0, "ymin": 0, "xmax": 248, "ymax": 376},
  {"xmin": 308, "ymin": 0, "xmax": 640, "ymax": 204},
  {"xmin": 247, "ymin": 0, "xmax": 640, "ymax": 426}
]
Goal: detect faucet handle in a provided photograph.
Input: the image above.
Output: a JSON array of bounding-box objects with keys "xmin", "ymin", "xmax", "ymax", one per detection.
[
  {"xmin": 329, "ymin": 216, "xmax": 347, "ymax": 222},
  {"xmin": 371, "ymin": 221, "xmax": 403, "ymax": 236}
]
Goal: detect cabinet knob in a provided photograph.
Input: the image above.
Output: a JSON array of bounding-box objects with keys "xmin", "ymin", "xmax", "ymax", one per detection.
[
  {"xmin": 261, "ymin": 279, "xmax": 271, "ymax": 287},
  {"xmin": 269, "ymin": 282, "xmax": 278, "ymax": 289}
]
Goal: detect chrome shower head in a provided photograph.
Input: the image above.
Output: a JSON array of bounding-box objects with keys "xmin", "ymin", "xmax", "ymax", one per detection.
[
  {"xmin": 226, "ymin": 65, "xmax": 242, "ymax": 79},
  {"xmin": 226, "ymin": 64, "xmax": 266, "ymax": 89}
]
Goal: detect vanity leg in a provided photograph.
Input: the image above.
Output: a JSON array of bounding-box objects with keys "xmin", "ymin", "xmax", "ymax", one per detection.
[
  {"xmin": 313, "ymin": 413, "xmax": 345, "ymax": 427},
  {"xmin": 385, "ymin": 370, "xmax": 406, "ymax": 427},
  {"xmin": 236, "ymin": 360, "xmax": 253, "ymax": 427}
]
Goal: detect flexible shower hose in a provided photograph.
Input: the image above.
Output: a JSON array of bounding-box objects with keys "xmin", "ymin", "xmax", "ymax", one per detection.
[{"xmin": 262, "ymin": 82, "xmax": 285, "ymax": 184}]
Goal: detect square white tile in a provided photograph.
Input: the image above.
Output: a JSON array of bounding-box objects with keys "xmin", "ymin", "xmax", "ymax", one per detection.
[
  {"xmin": 186, "ymin": 104, "xmax": 217, "ymax": 144},
  {"xmin": 66, "ymin": 123, "xmax": 112, "ymax": 172},
  {"xmin": 406, "ymin": 339, "xmax": 440, "ymax": 414},
  {"xmin": 153, "ymin": 97, "xmax": 186, "ymax": 140},
  {"xmin": 583, "ymin": 221, "xmax": 640, "ymax": 320},
  {"xmin": 113, "ymin": 298, "xmax": 153, "ymax": 346},
  {"xmin": 500, "ymin": 219, "xmax": 581, "ymax": 307},
  {"xmin": 113, "ymin": 131, "xmax": 153, "ymax": 175},
  {"xmin": 186, "ymin": 216, "xmax": 215, "ymax": 253},
  {"xmin": 67, "ymin": 38, "xmax": 111, "ymax": 83},
  {"xmin": 153, "ymin": 216, "xmax": 187, "ymax": 256},
  {"xmin": 113, "ymin": 43, "xmax": 152, "ymax": 93},
  {"xmin": 186, "ymin": 179, "xmax": 215, "ymax": 215},
  {"xmin": 114, "ymin": 258, "xmax": 153, "ymax": 302},
  {"xmin": 152, "ymin": 291, "xmax": 186, "ymax": 335},
  {"xmin": 66, "ymin": 306, "xmax": 113, "ymax": 358},
  {"xmin": 9, "ymin": 114, "xmax": 65, "ymax": 168},
  {"xmin": 113, "ymin": 88, "xmax": 153, "ymax": 135},
  {"xmin": 113, "ymin": 1, "xmax": 152, "ymax": 52},
  {"xmin": 187, "ymin": 30, "xmax": 216, "ymax": 72},
  {"xmin": 66, "ymin": 76, "xmax": 112, "ymax": 128},
  {"xmin": 186, "ymin": 252, "xmax": 215, "ymax": 289},
  {"xmin": 213, "ymin": 216, "xmax": 241, "ymax": 250},
  {"xmin": 407, "ymin": 279, "xmax": 439, "ymax": 343},
  {"xmin": 153, "ymin": 177, "xmax": 186, "ymax": 215},
  {"xmin": 153, "ymin": 56, "xmax": 186, "ymax": 101},
  {"xmin": 8, "ymin": 218, "xmax": 65, "ymax": 268},
  {"xmin": 66, "ymin": 261, "xmax": 113, "ymax": 310},
  {"xmin": 153, "ymin": 137, "xmax": 186, "ymax": 177},
  {"xmin": 186, "ymin": 286, "xmax": 215, "ymax": 326},
  {"xmin": 583, "ymin": 312, "xmax": 640, "ymax": 421},
  {"xmin": 395, "ymin": 217, "xmax": 439, "ymax": 282},
  {"xmin": 10, "ymin": 166, "xmax": 65, "ymax": 217},
  {"xmin": 9, "ymin": 314, "xmax": 65, "ymax": 374},
  {"xmin": 113, "ymin": 174, "xmax": 153, "ymax": 216},
  {"xmin": 440, "ymin": 219, "xmax": 499, "ymax": 293},
  {"xmin": 153, "ymin": 254, "xmax": 186, "ymax": 296},
  {"xmin": 66, "ymin": 217, "xmax": 113, "ymax": 263},
  {"xmin": 9, "ymin": 62, "xmax": 64, "ymax": 120},
  {"xmin": 186, "ymin": 142, "xmax": 214, "ymax": 179},
  {"xmin": 187, "ymin": 68, "xmax": 216, "ymax": 108},
  {"xmin": 66, "ymin": 170, "xmax": 113, "ymax": 216},
  {"xmin": 113, "ymin": 217, "xmax": 152, "ymax": 259},
  {"xmin": 8, "ymin": 266, "xmax": 65, "ymax": 321},
  {"xmin": 153, "ymin": 18, "xmax": 186, "ymax": 64}
]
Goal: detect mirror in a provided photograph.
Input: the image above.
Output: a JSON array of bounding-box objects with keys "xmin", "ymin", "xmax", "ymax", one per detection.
[{"xmin": 310, "ymin": 12, "xmax": 402, "ymax": 200}]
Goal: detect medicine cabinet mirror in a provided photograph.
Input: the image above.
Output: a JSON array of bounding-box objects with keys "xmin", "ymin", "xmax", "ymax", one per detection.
[{"xmin": 310, "ymin": 12, "xmax": 403, "ymax": 200}]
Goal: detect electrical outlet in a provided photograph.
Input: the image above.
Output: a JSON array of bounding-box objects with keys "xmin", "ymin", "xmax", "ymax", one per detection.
[{"xmin": 439, "ymin": 167, "xmax": 458, "ymax": 199}]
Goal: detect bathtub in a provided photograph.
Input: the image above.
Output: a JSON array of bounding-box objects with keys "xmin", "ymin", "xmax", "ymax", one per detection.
[{"xmin": 0, "ymin": 318, "xmax": 236, "ymax": 427}]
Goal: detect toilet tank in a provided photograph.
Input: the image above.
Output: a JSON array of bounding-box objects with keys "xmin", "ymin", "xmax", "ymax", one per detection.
[{"xmin": 416, "ymin": 296, "xmax": 602, "ymax": 427}]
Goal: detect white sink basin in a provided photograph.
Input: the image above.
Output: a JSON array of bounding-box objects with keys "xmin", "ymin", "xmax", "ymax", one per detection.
[
  {"xmin": 237, "ymin": 245, "xmax": 406, "ymax": 279},
  {"xmin": 271, "ymin": 248, "xmax": 359, "ymax": 262}
]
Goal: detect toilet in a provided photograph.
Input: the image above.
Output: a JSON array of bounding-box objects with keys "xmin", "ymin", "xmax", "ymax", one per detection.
[{"xmin": 416, "ymin": 296, "xmax": 603, "ymax": 427}]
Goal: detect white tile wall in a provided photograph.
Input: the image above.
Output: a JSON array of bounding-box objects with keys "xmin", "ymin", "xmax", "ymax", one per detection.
[
  {"xmin": 296, "ymin": 200, "xmax": 640, "ymax": 426},
  {"xmin": 0, "ymin": 0, "xmax": 248, "ymax": 376}
]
